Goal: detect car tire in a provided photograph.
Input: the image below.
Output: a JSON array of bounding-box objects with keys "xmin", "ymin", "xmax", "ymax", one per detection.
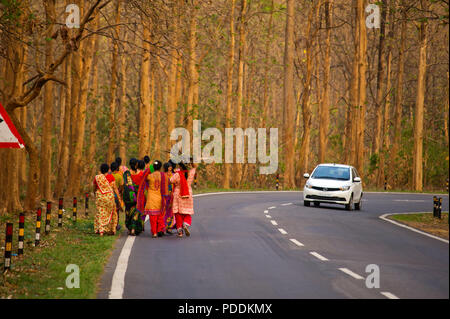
[
  {"xmin": 314, "ymin": 202, "xmax": 320, "ymax": 207},
  {"xmin": 304, "ymin": 200, "xmax": 311, "ymax": 207},
  {"xmin": 355, "ymin": 195, "xmax": 362, "ymax": 210},
  {"xmin": 345, "ymin": 194, "xmax": 354, "ymax": 211}
]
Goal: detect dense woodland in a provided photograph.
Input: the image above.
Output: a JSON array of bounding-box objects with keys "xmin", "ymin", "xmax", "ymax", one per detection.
[{"xmin": 0, "ymin": 0, "xmax": 448, "ymax": 213}]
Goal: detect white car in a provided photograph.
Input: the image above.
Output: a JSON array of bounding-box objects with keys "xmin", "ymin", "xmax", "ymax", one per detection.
[{"xmin": 303, "ymin": 164, "xmax": 363, "ymax": 211}]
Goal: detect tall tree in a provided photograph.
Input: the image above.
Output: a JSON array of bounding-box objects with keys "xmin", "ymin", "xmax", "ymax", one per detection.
[
  {"xmin": 39, "ymin": 0, "xmax": 56, "ymax": 201},
  {"xmin": 412, "ymin": 1, "xmax": 429, "ymax": 191},
  {"xmin": 223, "ymin": 0, "xmax": 236, "ymax": 189},
  {"xmin": 282, "ymin": 0, "xmax": 296, "ymax": 188}
]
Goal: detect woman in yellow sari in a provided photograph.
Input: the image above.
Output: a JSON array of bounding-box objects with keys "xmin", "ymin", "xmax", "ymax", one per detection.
[{"xmin": 93, "ymin": 163, "xmax": 119, "ymax": 236}]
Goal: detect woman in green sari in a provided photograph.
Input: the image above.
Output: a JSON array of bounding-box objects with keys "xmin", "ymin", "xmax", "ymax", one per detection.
[{"xmin": 123, "ymin": 158, "xmax": 144, "ymax": 235}]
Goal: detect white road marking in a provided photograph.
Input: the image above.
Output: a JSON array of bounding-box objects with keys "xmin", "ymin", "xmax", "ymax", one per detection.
[
  {"xmin": 278, "ymin": 228, "xmax": 288, "ymax": 235},
  {"xmin": 264, "ymin": 210, "xmax": 268, "ymax": 214},
  {"xmin": 310, "ymin": 251, "xmax": 329, "ymax": 261},
  {"xmin": 380, "ymin": 292, "xmax": 400, "ymax": 299},
  {"xmin": 281, "ymin": 203, "xmax": 292, "ymax": 206},
  {"xmin": 289, "ymin": 239, "xmax": 304, "ymax": 247},
  {"xmin": 266, "ymin": 215, "xmax": 272, "ymax": 218},
  {"xmin": 379, "ymin": 213, "xmax": 449, "ymax": 244},
  {"xmin": 268, "ymin": 206, "xmax": 276, "ymax": 209},
  {"xmin": 338, "ymin": 268, "xmax": 364, "ymax": 280},
  {"xmin": 109, "ymin": 236, "xmax": 136, "ymax": 299},
  {"xmin": 394, "ymin": 199, "xmax": 425, "ymax": 202},
  {"xmin": 270, "ymin": 220, "xmax": 278, "ymax": 226}
]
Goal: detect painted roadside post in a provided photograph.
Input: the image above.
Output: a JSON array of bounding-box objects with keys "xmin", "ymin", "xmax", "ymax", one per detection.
[
  {"xmin": 58, "ymin": 198, "xmax": 63, "ymax": 227},
  {"xmin": 73, "ymin": 197, "xmax": 77, "ymax": 222},
  {"xmin": 276, "ymin": 174, "xmax": 279, "ymax": 191},
  {"xmin": 85, "ymin": 193, "xmax": 89, "ymax": 217},
  {"xmin": 18, "ymin": 213, "xmax": 25, "ymax": 256},
  {"xmin": 4, "ymin": 223, "xmax": 13, "ymax": 271},
  {"xmin": 45, "ymin": 202, "xmax": 51, "ymax": 234},
  {"xmin": 35, "ymin": 207, "xmax": 42, "ymax": 246}
]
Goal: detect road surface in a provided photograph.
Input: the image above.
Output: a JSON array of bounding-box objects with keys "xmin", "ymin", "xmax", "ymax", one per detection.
[{"xmin": 98, "ymin": 192, "xmax": 449, "ymax": 299}]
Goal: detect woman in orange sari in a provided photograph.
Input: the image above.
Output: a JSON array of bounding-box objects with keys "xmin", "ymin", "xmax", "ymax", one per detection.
[
  {"xmin": 137, "ymin": 160, "xmax": 165, "ymax": 238},
  {"xmin": 94, "ymin": 163, "xmax": 119, "ymax": 236}
]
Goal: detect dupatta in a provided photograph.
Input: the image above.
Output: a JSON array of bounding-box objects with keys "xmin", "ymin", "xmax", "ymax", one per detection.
[{"xmin": 95, "ymin": 174, "xmax": 113, "ymax": 194}]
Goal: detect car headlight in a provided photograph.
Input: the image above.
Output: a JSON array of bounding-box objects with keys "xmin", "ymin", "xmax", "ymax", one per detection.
[
  {"xmin": 340, "ymin": 186, "xmax": 350, "ymax": 191},
  {"xmin": 305, "ymin": 183, "xmax": 312, "ymax": 189}
]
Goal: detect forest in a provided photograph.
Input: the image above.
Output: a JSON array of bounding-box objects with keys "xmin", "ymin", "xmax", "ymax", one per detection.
[{"xmin": 0, "ymin": 0, "xmax": 448, "ymax": 214}]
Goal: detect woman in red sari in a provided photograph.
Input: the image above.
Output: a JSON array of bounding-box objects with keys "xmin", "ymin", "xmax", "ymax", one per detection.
[
  {"xmin": 170, "ymin": 161, "xmax": 197, "ymax": 237},
  {"xmin": 93, "ymin": 163, "xmax": 120, "ymax": 236}
]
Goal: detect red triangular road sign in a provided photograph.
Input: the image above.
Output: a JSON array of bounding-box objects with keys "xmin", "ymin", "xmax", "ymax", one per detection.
[{"xmin": 0, "ymin": 102, "xmax": 25, "ymax": 149}]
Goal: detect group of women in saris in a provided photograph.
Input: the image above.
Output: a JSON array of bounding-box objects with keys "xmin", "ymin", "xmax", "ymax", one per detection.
[{"xmin": 93, "ymin": 156, "xmax": 197, "ymax": 238}]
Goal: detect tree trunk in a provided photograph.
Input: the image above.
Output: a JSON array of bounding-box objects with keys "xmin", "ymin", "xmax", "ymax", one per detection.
[
  {"xmin": 54, "ymin": 55, "xmax": 72, "ymax": 198},
  {"xmin": 356, "ymin": 0, "xmax": 367, "ymax": 176},
  {"xmin": 139, "ymin": 17, "xmax": 151, "ymax": 159},
  {"xmin": 318, "ymin": 0, "xmax": 333, "ymax": 163},
  {"xmin": 223, "ymin": 0, "xmax": 236, "ymax": 189},
  {"xmin": 282, "ymin": 0, "xmax": 296, "ymax": 189},
  {"xmin": 391, "ymin": 4, "xmax": 406, "ymax": 185},
  {"xmin": 232, "ymin": 0, "xmax": 247, "ymax": 188},
  {"xmin": 40, "ymin": 0, "xmax": 56, "ymax": 201},
  {"xmin": 412, "ymin": 19, "xmax": 428, "ymax": 191},
  {"xmin": 372, "ymin": 0, "xmax": 387, "ymax": 170},
  {"xmin": 106, "ymin": 0, "xmax": 121, "ymax": 163}
]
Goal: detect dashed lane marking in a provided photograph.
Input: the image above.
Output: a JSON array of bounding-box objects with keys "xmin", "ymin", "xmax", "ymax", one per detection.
[
  {"xmin": 264, "ymin": 210, "xmax": 268, "ymax": 214},
  {"xmin": 338, "ymin": 268, "xmax": 364, "ymax": 280},
  {"xmin": 268, "ymin": 206, "xmax": 276, "ymax": 209},
  {"xmin": 270, "ymin": 220, "xmax": 278, "ymax": 226},
  {"xmin": 278, "ymin": 228, "xmax": 288, "ymax": 235},
  {"xmin": 266, "ymin": 215, "xmax": 272, "ymax": 218},
  {"xmin": 309, "ymin": 251, "xmax": 329, "ymax": 261},
  {"xmin": 281, "ymin": 203, "xmax": 292, "ymax": 206},
  {"xmin": 380, "ymin": 292, "xmax": 400, "ymax": 299},
  {"xmin": 289, "ymin": 239, "xmax": 304, "ymax": 247}
]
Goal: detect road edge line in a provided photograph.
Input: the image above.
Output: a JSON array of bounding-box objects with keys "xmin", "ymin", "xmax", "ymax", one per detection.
[{"xmin": 379, "ymin": 213, "xmax": 449, "ymax": 244}]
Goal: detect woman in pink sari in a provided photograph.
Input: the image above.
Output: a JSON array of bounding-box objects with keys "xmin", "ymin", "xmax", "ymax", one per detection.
[{"xmin": 170, "ymin": 162, "xmax": 197, "ymax": 237}]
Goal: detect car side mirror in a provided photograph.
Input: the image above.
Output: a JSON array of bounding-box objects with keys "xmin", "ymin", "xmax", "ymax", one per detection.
[
  {"xmin": 353, "ymin": 177, "xmax": 361, "ymax": 182},
  {"xmin": 303, "ymin": 173, "xmax": 310, "ymax": 179}
]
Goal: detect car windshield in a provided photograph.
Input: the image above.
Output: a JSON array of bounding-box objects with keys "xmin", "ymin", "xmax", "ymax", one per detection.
[{"xmin": 311, "ymin": 166, "xmax": 350, "ymax": 181}]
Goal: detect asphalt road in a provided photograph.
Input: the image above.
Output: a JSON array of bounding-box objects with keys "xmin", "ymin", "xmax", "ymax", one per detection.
[{"xmin": 98, "ymin": 191, "xmax": 449, "ymax": 299}]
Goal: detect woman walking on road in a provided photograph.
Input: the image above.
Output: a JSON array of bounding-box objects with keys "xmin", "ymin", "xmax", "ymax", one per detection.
[
  {"xmin": 137, "ymin": 160, "xmax": 166, "ymax": 238},
  {"xmin": 123, "ymin": 158, "xmax": 143, "ymax": 236},
  {"xmin": 162, "ymin": 162, "xmax": 175, "ymax": 234},
  {"xmin": 170, "ymin": 161, "xmax": 197, "ymax": 237},
  {"xmin": 93, "ymin": 163, "xmax": 119, "ymax": 236}
]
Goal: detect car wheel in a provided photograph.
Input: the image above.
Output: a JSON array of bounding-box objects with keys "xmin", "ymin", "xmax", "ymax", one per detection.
[
  {"xmin": 314, "ymin": 202, "xmax": 320, "ymax": 207},
  {"xmin": 355, "ymin": 196, "xmax": 362, "ymax": 210},
  {"xmin": 345, "ymin": 195, "xmax": 354, "ymax": 211},
  {"xmin": 304, "ymin": 200, "xmax": 311, "ymax": 207}
]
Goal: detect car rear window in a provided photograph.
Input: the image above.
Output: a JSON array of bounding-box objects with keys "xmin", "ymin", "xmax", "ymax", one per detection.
[{"xmin": 311, "ymin": 166, "xmax": 350, "ymax": 181}]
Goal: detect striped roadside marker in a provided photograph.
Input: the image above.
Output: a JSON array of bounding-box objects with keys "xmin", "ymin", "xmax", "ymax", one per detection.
[
  {"xmin": 58, "ymin": 198, "xmax": 63, "ymax": 227},
  {"xmin": 45, "ymin": 202, "xmax": 51, "ymax": 235},
  {"xmin": 4, "ymin": 223, "xmax": 13, "ymax": 271},
  {"xmin": 18, "ymin": 212, "xmax": 25, "ymax": 256},
  {"xmin": 35, "ymin": 207, "xmax": 42, "ymax": 246},
  {"xmin": 85, "ymin": 193, "xmax": 89, "ymax": 217},
  {"xmin": 73, "ymin": 197, "xmax": 77, "ymax": 222}
]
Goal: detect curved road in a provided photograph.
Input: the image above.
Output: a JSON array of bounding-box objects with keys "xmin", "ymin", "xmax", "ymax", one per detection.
[{"xmin": 98, "ymin": 192, "xmax": 449, "ymax": 299}]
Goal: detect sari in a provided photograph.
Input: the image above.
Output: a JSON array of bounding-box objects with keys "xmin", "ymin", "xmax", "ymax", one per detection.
[
  {"xmin": 161, "ymin": 172, "xmax": 175, "ymax": 230},
  {"xmin": 123, "ymin": 170, "xmax": 143, "ymax": 235},
  {"xmin": 94, "ymin": 174, "xmax": 118, "ymax": 234},
  {"xmin": 137, "ymin": 169, "xmax": 166, "ymax": 235}
]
